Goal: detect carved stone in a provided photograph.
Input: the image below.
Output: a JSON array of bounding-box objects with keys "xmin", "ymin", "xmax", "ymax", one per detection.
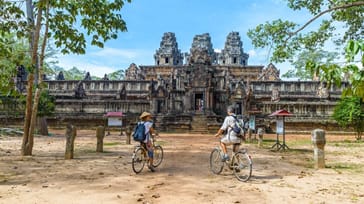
[
  {"xmin": 189, "ymin": 33, "xmax": 216, "ymax": 65},
  {"xmin": 258, "ymin": 63, "xmax": 280, "ymax": 81},
  {"xmin": 2, "ymin": 32, "xmax": 347, "ymax": 133},
  {"xmin": 56, "ymin": 71, "xmax": 65, "ymax": 80},
  {"xmin": 218, "ymin": 32, "xmax": 249, "ymax": 65},
  {"xmin": 154, "ymin": 32, "xmax": 184, "ymax": 66},
  {"xmin": 311, "ymin": 129, "xmax": 326, "ymax": 169},
  {"xmin": 84, "ymin": 72, "xmax": 91, "ymax": 80}
]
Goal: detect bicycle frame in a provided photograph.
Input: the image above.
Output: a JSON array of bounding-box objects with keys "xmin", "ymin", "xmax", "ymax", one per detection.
[
  {"xmin": 210, "ymin": 143, "xmax": 252, "ymax": 182},
  {"xmin": 131, "ymin": 135, "xmax": 164, "ymax": 174}
]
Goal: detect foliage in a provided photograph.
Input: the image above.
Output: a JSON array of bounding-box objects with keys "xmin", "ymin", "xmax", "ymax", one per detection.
[
  {"xmin": 48, "ymin": 0, "xmax": 132, "ymax": 54},
  {"xmin": 63, "ymin": 67, "xmax": 86, "ymax": 80},
  {"xmin": 1, "ymin": 0, "xmax": 132, "ymax": 155},
  {"xmin": 283, "ymin": 49, "xmax": 339, "ymax": 79},
  {"xmin": 108, "ymin": 69, "xmax": 125, "ymax": 80},
  {"xmin": 247, "ymin": 0, "xmax": 364, "ymax": 64},
  {"xmin": 342, "ymin": 40, "xmax": 364, "ymax": 100},
  {"xmin": 331, "ymin": 40, "xmax": 364, "ymax": 140},
  {"xmin": 37, "ymin": 90, "xmax": 55, "ymax": 117},
  {"xmin": 333, "ymin": 96, "xmax": 364, "ymax": 140},
  {"xmin": 0, "ymin": 33, "xmax": 30, "ymax": 96}
]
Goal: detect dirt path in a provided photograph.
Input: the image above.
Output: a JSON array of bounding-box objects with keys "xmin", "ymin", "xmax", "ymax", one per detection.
[{"xmin": 1, "ymin": 130, "xmax": 364, "ymax": 204}]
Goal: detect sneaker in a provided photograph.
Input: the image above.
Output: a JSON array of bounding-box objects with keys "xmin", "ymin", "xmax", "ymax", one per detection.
[
  {"xmin": 221, "ymin": 154, "xmax": 230, "ymax": 162},
  {"xmin": 233, "ymin": 163, "xmax": 240, "ymax": 172},
  {"xmin": 148, "ymin": 165, "xmax": 155, "ymax": 172}
]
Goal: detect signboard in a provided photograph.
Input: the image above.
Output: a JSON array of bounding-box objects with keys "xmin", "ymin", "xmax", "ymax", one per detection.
[
  {"xmin": 276, "ymin": 118, "xmax": 284, "ymax": 134},
  {"xmin": 249, "ymin": 115, "xmax": 255, "ymax": 130},
  {"xmin": 108, "ymin": 118, "xmax": 122, "ymax": 127}
]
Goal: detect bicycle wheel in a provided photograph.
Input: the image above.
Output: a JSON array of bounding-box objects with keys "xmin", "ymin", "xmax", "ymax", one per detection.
[
  {"xmin": 232, "ymin": 151, "xmax": 252, "ymax": 182},
  {"xmin": 210, "ymin": 148, "xmax": 224, "ymax": 174},
  {"xmin": 152, "ymin": 145, "xmax": 164, "ymax": 167},
  {"xmin": 132, "ymin": 147, "xmax": 146, "ymax": 174}
]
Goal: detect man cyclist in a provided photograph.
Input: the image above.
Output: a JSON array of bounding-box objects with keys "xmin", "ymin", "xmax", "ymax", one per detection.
[{"xmin": 214, "ymin": 106, "xmax": 242, "ymax": 161}]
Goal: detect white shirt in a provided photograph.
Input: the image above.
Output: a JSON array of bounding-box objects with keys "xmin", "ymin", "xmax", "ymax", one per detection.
[
  {"xmin": 143, "ymin": 121, "xmax": 153, "ymax": 143},
  {"xmin": 220, "ymin": 114, "xmax": 238, "ymax": 137}
]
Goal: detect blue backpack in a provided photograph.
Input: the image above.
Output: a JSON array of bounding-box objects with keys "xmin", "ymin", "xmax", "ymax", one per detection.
[
  {"xmin": 231, "ymin": 116, "xmax": 244, "ymax": 136},
  {"xmin": 132, "ymin": 122, "xmax": 146, "ymax": 142}
]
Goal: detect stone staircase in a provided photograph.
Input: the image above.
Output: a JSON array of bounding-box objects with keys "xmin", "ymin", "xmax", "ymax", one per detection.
[{"xmin": 190, "ymin": 114, "xmax": 209, "ymax": 133}]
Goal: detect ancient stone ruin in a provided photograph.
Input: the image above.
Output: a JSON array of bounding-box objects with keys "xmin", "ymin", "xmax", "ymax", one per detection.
[{"xmin": 1, "ymin": 32, "xmax": 345, "ymax": 132}]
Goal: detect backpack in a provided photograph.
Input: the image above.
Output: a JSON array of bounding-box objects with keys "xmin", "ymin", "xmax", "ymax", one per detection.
[
  {"xmin": 231, "ymin": 116, "xmax": 244, "ymax": 136},
  {"xmin": 132, "ymin": 122, "xmax": 146, "ymax": 142}
]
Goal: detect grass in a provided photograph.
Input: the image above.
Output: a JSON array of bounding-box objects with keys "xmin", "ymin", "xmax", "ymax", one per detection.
[
  {"xmin": 326, "ymin": 162, "xmax": 364, "ymax": 174},
  {"xmin": 331, "ymin": 140, "xmax": 364, "ymax": 148},
  {"xmin": 155, "ymin": 140, "xmax": 167, "ymax": 146},
  {"xmin": 104, "ymin": 142, "xmax": 122, "ymax": 146},
  {"xmin": 76, "ymin": 148, "xmax": 115, "ymax": 154}
]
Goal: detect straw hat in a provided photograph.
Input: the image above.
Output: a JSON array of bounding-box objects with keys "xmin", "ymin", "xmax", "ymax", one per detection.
[{"xmin": 139, "ymin": 112, "xmax": 152, "ymax": 119}]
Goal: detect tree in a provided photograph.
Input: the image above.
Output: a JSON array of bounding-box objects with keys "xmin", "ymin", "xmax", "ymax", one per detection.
[
  {"xmin": 63, "ymin": 67, "xmax": 87, "ymax": 80},
  {"xmin": 0, "ymin": 0, "xmax": 131, "ymax": 155},
  {"xmin": 342, "ymin": 40, "xmax": 364, "ymax": 100},
  {"xmin": 248, "ymin": 0, "xmax": 364, "ymax": 64},
  {"xmin": 37, "ymin": 90, "xmax": 55, "ymax": 136},
  {"xmin": 108, "ymin": 69, "xmax": 125, "ymax": 80},
  {"xmin": 282, "ymin": 49, "xmax": 339, "ymax": 80},
  {"xmin": 0, "ymin": 33, "xmax": 30, "ymax": 96},
  {"xmin": 333, "ymin": 96, "xmax": 364, "ymax": 140},
  {"xmin": 247, "ymin": 1, "xmax": 364, "ymax": 139}
]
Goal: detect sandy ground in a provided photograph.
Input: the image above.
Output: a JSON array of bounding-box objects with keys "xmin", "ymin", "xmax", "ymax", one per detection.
[{"xmin": 1, "ymin": 129, "xmax": 364, "ymax": 204}]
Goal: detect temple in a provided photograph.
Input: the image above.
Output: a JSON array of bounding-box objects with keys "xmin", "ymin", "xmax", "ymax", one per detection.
[{"xmin": 1, "ymin": 32, "xmax": 345, "ymax": 132}]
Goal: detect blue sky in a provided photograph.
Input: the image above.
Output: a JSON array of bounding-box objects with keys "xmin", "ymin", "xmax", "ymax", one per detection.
[{"xmin": 57, "ymin": 0, "xmax": 315, "ymax": 78}]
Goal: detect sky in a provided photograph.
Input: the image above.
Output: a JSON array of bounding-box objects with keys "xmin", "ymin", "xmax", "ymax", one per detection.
[{"xmin": 56, "ymin": 0, "xmax": 317, "ymax": 78}]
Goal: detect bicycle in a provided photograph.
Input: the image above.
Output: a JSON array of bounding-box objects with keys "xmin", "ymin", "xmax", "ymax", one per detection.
[
  {"xmin": 131, "ymin": 135, "xmax": 164, "ymax": 174},
  {"xmin": 209, "ymin": 142, "xmax": 252, "ymax": 182}
]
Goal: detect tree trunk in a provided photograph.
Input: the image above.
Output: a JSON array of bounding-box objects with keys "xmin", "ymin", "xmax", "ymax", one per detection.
[
  {"xmin": 21, "ymin": 0, "xmax": 50, "ymax": 156},
  {"xmin": 37, "ymin": 116, "xmax": 48, "ymax": 136},
  {"xmin": 96, "ymin": 126, "xmax": 105, "ymax": 152},
  {"xmin": 65, "ymin": 124, "xmax": 77, "ymax": 159},
  {"xmin": 21, "ymin": 0, "xmax": 44, "ymax": 156},
  {"xmin": 21, "ymin": 73, "xmax": 34, "ymax": 156}
]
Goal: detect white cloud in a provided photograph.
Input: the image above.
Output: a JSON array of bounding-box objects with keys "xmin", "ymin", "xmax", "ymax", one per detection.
[
  {"xmin": 57, "ymin": 55, "xmax": 118, "ymax": 77},
  {"xmin": 56, "ymin": 46, "xmax": 155, "ymax": 77},
  {"xmin": 247, "ymin": 49, "xmax": 256, "ymax": 57},
  {"xmin": 91, "ymin": 47, "xmax": 137, "ymax": 59},
  {"xmin": 214, "ymin": 48, "xmax": 221, "ymax": 53},
  {"xmin": 247, "ymin": 49, "xmax": 270, "ymax": 65}
]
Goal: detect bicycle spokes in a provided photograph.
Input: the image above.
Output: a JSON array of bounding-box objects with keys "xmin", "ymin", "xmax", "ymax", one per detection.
[
  {"xmin": 232, "ymin": 152, "xmax": 252, "ymax": 182},
  {"xmin": 132, "ymin": 147, "xmax": 146, "ymax": 174},
  {"xmin": 210, "ymin": 148, "xmax": 224, "ymax": 174}
]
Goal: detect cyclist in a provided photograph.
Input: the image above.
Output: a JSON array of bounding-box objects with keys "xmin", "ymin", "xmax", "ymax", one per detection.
[
  {"xmin": 214, "ymin": 106, "xmax": 242, "ymax": 162},
  {"xmin": 139, "ymin": 112, "xmax": 156, "ymax": 172}
]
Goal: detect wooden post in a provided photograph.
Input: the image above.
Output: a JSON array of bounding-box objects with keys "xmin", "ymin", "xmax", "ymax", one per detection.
[
  {"xmin": 65, "ymin": 124, "xmax": 77, "ymax": 159},
  {"xmin": 311, "ymin": 129, "xmax": 326, "ymax": 169},
  {"xmin": 247, "ymin": 129, "xmax": 252, "ymax": 143},
  {"xmin": 96, "ymin": 126, "xmax": 105, "ymax": 152},
  {"xmin": 125, "ymin": 124, "xmax": 132, "ymax": 145},
  {"xmin": 257, "ymin": 127, "xmax": 263, "ymax": 147}
]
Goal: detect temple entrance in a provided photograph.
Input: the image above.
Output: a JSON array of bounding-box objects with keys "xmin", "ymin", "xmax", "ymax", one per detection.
[
  {"xmin": 157, "ymin": 100, "xmax": 164, "ymax": 113},
  {"xmin": 236, "ymin": 102, "xmax": 242, "ymax": 115},
  {"xmin": 195, "ymin": 93, "xmax": 204, "ymax": 111}
]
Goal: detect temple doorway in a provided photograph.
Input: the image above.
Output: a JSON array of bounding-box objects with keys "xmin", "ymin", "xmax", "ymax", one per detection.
[
  {"xmin": 195, "ymin": 93, "xmax": 204, "ymax": 111},
  {"xmin": 157, "ymin": 100, "xmax": 164, "ymax": 113},
  {"xmin": 236, "ymin": 102, "xmax": 242, "ymax": 115}
]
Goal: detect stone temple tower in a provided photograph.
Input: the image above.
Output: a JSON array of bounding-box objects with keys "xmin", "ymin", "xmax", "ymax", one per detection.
[
  {"xmin": 154, "ymin": 32, "xmax": 184, "ymax": 66},
  {"xmin": 218, "ymin": 32, "xmax": 249, "ymax": 65},
  {"xmin": 188, "ymin": 33, "xmax": 217, "ymax": 65}
]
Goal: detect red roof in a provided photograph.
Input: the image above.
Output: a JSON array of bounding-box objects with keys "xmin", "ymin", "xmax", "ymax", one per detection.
[
  {"xmin": 269, "ymin": 109, "xmax": 293, "ymax": 117},
  {"xmin": 104, "ymin": 112, "xmax": 123, "ymax": 117}
]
